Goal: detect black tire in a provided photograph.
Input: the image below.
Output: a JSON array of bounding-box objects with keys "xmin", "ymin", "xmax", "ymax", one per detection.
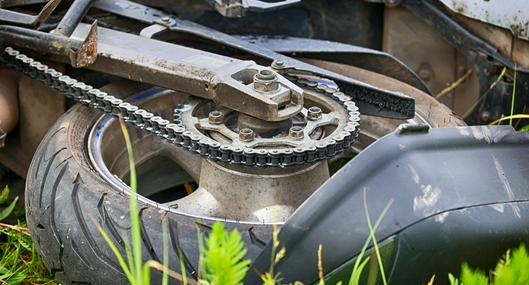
[
  {"xmin": 25, "ymin": 65, "xmax": 463, "ymax": 284},
  {"xmin": 25, "ymin": 104, "xmax": 273, "ymax": 285}
]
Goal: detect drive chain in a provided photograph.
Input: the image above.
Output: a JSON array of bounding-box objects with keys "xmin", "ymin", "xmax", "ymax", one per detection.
[{"xmin": 0, "ymin": 46, "xmax": 360, "ymax": 167}]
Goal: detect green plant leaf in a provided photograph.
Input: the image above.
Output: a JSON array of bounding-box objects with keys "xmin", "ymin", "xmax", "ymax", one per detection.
[
  {"xmin": 460, "ymin": 263, "xmax": 489, "ymax": 285},
  {"xmin": 349, "ymin": 256, "xmax": 370, "ymax": 285},
  {"xmin": 0, "ymin": 196, "xmax": 18, "ymax": 221},
  {"xmin": 0, "ymin": 186, "xmax": 10, "ymax": 205},
  {"xmin": 494, "ymin": 244, "xmax": 529, "ymax": 285},
  {"xmin": 15, "ymin": 208, "xmax": 25, "ymax": 219},
  {"xmin": 448, "ymin": 273, "xmax": 459, "ymax": 285},
  {"xmin": 17, "ymin": 235, "xmax": 32, "ymax": 252},
  {"xmin": 519, "ymin": 124, "xmax": 529, "ymax": 132},
  {"xmin": 202, "ymin": 222, "xmax": 251, "ymax": 285}
]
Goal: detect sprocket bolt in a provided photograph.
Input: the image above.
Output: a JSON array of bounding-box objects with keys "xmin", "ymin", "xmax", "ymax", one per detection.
[
  {"xmin": 289, "ymin": 126, "xmax": 304, "ymax": 140},
  {"xmin": 253, "ymin": 69, "xmax": 279, "ymax": 93},
  {"xmin": 271, "ymin": 60, "xmax": 285, "ymax": 70},
  {"xmin": 239, "ymin": 128, "xmax": 255, "ymax": 142},
  {"xmin": 208, "ymin": 110, "xmax": 224, "ymax": 125},
  {"xmin": 307, "ymin": 106, "xmax": 322, "ymax": 121}
]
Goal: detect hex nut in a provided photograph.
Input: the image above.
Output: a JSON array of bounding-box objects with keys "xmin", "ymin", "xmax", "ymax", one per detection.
[
  {"xmin": 253, "ymin": 69, "xmax": 280, "ymax": 93},
  {"xmin": 208, "ymin": 110, "xmax": 224, "ymax": 125},
  {"xmin": 239, "ymin": 128, "xmax": 255, "ymax": 142},
  {"xmin": 289, "ymin": 126, "xmax": 304, "ymax": 140},
  {"xmin": 307, "ymin": 106, "xmax": 322, "ymax": 121}
]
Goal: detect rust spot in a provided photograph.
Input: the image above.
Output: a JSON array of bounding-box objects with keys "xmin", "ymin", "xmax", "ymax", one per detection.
[{"xmin": 70, "ymin": 20, "xmax": 98, "ymax": 68}]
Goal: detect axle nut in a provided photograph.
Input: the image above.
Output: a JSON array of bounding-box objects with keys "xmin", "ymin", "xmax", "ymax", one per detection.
[
  {"xmin": 239, "ymin": 128, "xmax": 255, "ymax": 142},
  {"xmin": 289, "ymin": 126, "xmax": 304, "ymax": 140},
  {"xmin": 307, "ymin": 106, "xmax": 322, "ymax": 121},
  {"xmin": 253, "ymin": 69, "xmax": 279, "ymax": 93},
  {"xmin": 208, "ymin": 110, "xmax": 224, "ymax": 125}
]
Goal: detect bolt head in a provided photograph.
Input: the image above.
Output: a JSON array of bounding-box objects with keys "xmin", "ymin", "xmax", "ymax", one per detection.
[
  {"xmin": 480, "ymin": 111, "xmax": 491, "ymax": 122},
  {"xmin": 208, "ymin": 110, "xmax": 224, "ymax": 124},
  {"xmin": 239, "ymin": 128, "xmax": 255, "ymax": 142},
  {"xmin": 307, "ymin": 106, "xmax": 323, "ymax": 121},
  {"xmin": 289, "ymin": 126, "xmax": 304, "ymax": 140},
  {"xmin": 417, "ymin": 62, "xmax": 433, "ymax": 81},
  {"xmin": 253, "ymin": 70, "xmax": 279, "ymax": 93},
  {"xmin": 271, "ymin": 60, "xmax": 285, "ymax": 69}
]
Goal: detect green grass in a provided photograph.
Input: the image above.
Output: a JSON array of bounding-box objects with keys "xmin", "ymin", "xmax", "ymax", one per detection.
[
  {"xmin": 0, "ymin": 185, "xmax": 57, "ymax": 285},
  {"xmin": 0, "ymin": 183, "xmax": 58, "ymax": 285},
  {"xmin": 0, "ymin": 221, "xmax": 57, "ymax": 285},
  {"xmin": 488, "ymin": 65, "xmax": 529, "ymax": 130},
  {"xmin": 448, "ymin": 244, "xmax": 529, "ymax": 285}
]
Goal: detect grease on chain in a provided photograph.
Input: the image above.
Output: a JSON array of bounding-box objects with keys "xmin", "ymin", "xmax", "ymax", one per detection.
[{"xmin": 0, "ymin": 47, "xmax": 360, "ymax": 167}]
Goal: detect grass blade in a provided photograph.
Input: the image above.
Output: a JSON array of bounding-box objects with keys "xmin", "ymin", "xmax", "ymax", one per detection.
[
  {"xmin": 349, "ymin": 256, "xmax": 370, "ymax": 285},
  {"xmin": 0, "ymin": 186, "xmax": 10, "ymax": 204},
  {"xmin": 95, "ymin": 223, "xmax": 135, "ymax": 283},
  {"xmin": 123, "ymin": 236, "xmax": 135, "ymax": 280},
  {"xmin": 436, "ymin": 69, "xmax": 472, "ymax": 100},
  {"xmin": 118, "ymin": 118, "xmax": 142, "ymax": 282},
  {"xmin": 0, "ymin": 197, "xmax": 18, "ymax": 221},
  {"xmin": 363, "ymin": 190, "xmax": 388, "ymax": 285},
  {"xmin": 142, "ymin": 260, "xmax": 193, "ymax": 284},
  {"xmin": 462, "ymin": 66, "xmax": 507, "ymax": 119},
  {"xmin": 351, "ymin": 196, "xmax": 393, "ymax": 275},
  {"xmin": 490, "ymin": 114, "xmax": 529, "ymax": 126},
  {"xmin": 510, "ymin": 65, "xmax": 517, "ymax": 126},
  {"xmin": 349, "ymin": 189, "xmax": 393, "ymax": 285},
  {"xmin": 179, "ymin": 248, "xmax": 188, "ymax": 285},
  {"xmin": 318, "ymin": 244, "xmax": 325, "ymax": 285},
  {"xmin": 162, "ymin": 218, "xmax": 169, "ymax": 285}
]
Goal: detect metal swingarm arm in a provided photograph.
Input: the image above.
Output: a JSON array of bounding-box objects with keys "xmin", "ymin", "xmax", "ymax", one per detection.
[
  {"xmin": 0, "ymin": 23, "xmax": 303, "ymax": 121},
  {"xmin": 93, "ymin": 0, "xmax": 415, "ymax": 120}
]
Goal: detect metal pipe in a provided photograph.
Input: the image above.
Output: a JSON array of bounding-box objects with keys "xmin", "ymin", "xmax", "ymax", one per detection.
[
  {"xmin": 0, "ymin": 25, "xmax": 81, "ymax": 54},
  {"xmin": 53, "ymin": 0, "xmax": 94, "ymax": 37}
]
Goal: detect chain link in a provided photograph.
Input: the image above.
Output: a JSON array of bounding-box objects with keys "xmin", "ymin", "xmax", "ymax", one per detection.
[{"xmin": 1, "ymin": 46, "xmax": 360, "ymax": 167}]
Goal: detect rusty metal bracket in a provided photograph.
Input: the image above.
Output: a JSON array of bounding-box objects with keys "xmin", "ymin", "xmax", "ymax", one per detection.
[
  {"xmin": 68, "ymin": 20, "xmax": 97, "ymax": 67},
  {"xmin": 0, "ymin": 0, "xmax": 61, "ymax": 27}
]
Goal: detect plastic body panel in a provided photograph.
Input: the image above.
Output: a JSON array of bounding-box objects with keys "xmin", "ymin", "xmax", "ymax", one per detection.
[{"xmin": 248, "ymin": 126, "xmax": 529, "ymax": 284}]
